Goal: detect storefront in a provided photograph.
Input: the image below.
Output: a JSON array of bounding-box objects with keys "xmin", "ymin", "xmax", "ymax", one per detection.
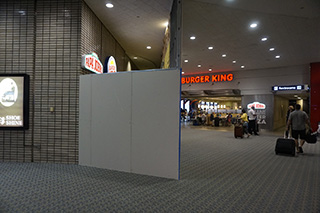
[{"xmin": 181, "ymin": 64, "xmax": 310, "ymax": 130}]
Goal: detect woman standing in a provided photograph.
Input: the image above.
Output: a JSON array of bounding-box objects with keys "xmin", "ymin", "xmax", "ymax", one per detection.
[{"xmin": 241, "ymin": 109, "xmax": 251, "ymax": 138}]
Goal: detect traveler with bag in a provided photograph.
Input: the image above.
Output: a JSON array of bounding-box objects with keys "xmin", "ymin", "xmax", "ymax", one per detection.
[{"xmin": 286, "ymin": 104, "xmax": 310, "ymax": 153}]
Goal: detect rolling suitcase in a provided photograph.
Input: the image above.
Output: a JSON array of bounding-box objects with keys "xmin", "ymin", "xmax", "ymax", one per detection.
[
  {"xmin": 234, "ymin": 124, "xmax": 243, "ymax": 138},
  {"xmin": 214, "ymin": 117, "xmax": 220, "ymax": 127},
  {"xmin": 275, "ymin": 138, "xmax": 295, "ymax": 156}
]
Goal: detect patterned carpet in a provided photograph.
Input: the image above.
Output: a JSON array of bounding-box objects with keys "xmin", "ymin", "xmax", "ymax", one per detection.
[{"xmin": 1, "ymin": 125, "xmax": 320, "ymax": 212}]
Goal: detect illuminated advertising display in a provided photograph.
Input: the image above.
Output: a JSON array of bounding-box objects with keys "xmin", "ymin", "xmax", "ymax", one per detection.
[
  {"xmin": 104, "ymin": 56, "xmax": 117, "ymax": 73},
  {"xmin": 81, "ymin": 52, "xmax": 103, "ymax": 74},
  {"xmin": 247, "ymin": 102, "xmax": 267, "ymax": 125},
  {"xmin": 181, "ymin": 73, "xmax": 233, "ymax": 84},
  {"xmin": 0, "ymin": 74, "xmax": 29, "ymax": 130}
]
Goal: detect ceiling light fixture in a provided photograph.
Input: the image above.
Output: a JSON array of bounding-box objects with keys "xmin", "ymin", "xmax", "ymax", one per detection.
[
  {"xmin": 184, "ymin": 59, "xmax": 189, "ymax": 63},
  {"xmin": 275, "ymin": 55, "xmax": 280, "ymax": 59},
  {"xmin": 133, "ymin": 57, "xmax": 138, "ymax": 59},
  {"xmin": 146, "ymin": 46, "xmax": 151, "ymax": 49},
  {"xmin": 233, "ymin": 61, "xmax": 236, "ymax": 64},
  {"xmin": 106, "ymin": 3, "xmax": 114, "ymax": 8},
  {"xmin": 182, "ymin": 72, "xmax": 185, "ymax": 74},
  {"xmin": 198, "ymin": 64, "xmax": 201, "ymax": 67},
  {"xmin": 190, "ymin": 36, "xmax": 196, "ymax": 40},
  {"xmin": 269, "ymin": 48, "xmax": 275, "ymax": 51},
  {"xmin": 250, "ymin": 23, "xmax": 258, "ymax": 28},
  {"xmin": 241, "ymin": 65, "xmax": 245, "ymax": 69},
  {"xmin": 209, "ymin": 68, "xmax": 212, "ymax": 71},
  {"xmin": 208, "ymin": 46, "xmax": 213, "ymax": 50},
  {"xmin": 261, "ymin": 37, "xmax": 267, "ymax": 41},
  {"xmin": 222, "ymin": 54, "xmax": 226, "ymax": 57}
]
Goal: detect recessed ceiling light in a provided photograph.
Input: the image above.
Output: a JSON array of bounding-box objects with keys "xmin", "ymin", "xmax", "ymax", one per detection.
[
  {"xmin": 146, "ymin": 46, "xmax": 151, "ymax": 49},
  {"xmin": 184, "ymin": 59, "xmax": 189, "ymax": 63},
  {"xmin": 190, "ymin": 36, "xmax": 196, "ymax": 40},
  {"xmin": 261, "ymin": 37, "xmax": 267, "ymax": 41},
  {"xmin": 182, "ymin": 72, "xmax": 185, "ymax": 74},
  {"xmin": 133, "ymin": 57, "xmax": 138, "ymax": 59},
  {"xmin": 250, "ymin": 23, "xmax": 258, "ymax": 28},
  {"xmin": 241, "ymin": 65, "xmax": 245, "ymax": 69},
  {"xmin": 275, "ymin": 55, "xmax": 280, "ymax": 59},
  {"xmin": 106, "ymin": 3, "xmax": 114, "ymax": 8},
  {"xmin": 222, "ymin": 54, "xmax": 226, "ymax": 57},
  {"xmin": 198, "ymin": 64, "xmax": 201, "ymax": 67},
  {"xmin": 209, "ymin": 68, "xmax": 212, "ymax": 71},
  {"xmin": 233, "ymin": 61, "xmax": 236, "ymax": 64},
  {"xmin": 269, "ymin": 48, "xmax": 275, "ymax": 51},
  {"xmin": 208, "ymin": 46, "xmax": 213, "ymax": 50}
]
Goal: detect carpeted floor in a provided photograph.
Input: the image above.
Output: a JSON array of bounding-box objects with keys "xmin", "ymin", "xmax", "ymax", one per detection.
[{"xmin": 1, "ymin": 125, "xmax": 319, "ymax": 212}]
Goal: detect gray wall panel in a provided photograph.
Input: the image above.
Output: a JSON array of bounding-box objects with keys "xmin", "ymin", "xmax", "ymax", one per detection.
[
  {"xmin": 131, "ymin": 70, "xmax": 180, "ymax": 179},
  {"xmin": 90, "ymin": 73, "xmax": 132, "ymax": 172}
]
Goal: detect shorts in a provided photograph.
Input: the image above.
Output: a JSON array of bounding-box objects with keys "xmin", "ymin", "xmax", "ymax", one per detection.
[{"xmin": 291, "ymin": 129, "xmax": 306, "ymax": 140}]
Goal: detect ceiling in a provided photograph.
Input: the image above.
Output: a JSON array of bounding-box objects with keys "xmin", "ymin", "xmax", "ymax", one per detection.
[{"xmin": 84, "ymin": 0, "xmax": 320, "ymax": 73}]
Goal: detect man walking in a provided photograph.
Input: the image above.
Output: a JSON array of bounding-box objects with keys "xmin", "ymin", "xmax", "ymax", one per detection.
[{"xmin": 286, "ymin": 104, "xmax": 310, "ymax": 153}]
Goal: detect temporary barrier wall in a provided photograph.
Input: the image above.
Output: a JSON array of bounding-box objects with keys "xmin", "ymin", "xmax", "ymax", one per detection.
[{"xmin": 79, "ymin": 69, "xmax": 181, "ymax": 179}]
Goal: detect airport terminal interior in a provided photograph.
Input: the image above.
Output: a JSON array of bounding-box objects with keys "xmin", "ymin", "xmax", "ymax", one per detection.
[{"xmin": 1, "ymin": 0, "xmax": 320, "ymax": 212}]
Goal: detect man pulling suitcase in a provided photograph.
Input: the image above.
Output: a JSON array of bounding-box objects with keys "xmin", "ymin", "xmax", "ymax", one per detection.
[{"xmin": 286, "ymin": 104, "xmax": 310, "ymax": 153}]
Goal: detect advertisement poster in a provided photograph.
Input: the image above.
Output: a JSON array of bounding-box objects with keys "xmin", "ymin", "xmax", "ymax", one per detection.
[
  {"xmin": 0, "ymin": 76, "xmax": 26, "ymax": 128},
  {"xmin": 247, "ymin": 102, "xmax": 267, "ymax": 125}
]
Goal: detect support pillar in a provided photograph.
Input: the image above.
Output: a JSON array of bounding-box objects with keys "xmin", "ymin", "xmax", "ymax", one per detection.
[{"xmin": 310, "ymin": 62, "xmax": 320, "ymax": 130}]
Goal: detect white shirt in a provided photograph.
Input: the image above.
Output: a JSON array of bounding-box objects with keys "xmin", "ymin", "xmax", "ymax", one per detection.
[{"xmin": 248, "ymin": 109, "xmax": 256, "ymax": 121}]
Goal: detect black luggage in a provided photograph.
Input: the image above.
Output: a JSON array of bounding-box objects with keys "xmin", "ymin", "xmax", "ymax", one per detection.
[
  {"xmin": 193, "ymin": 119, "xmax": 199, "ymax": 126},
  {"xmin": 234, "ymin": 124, "xmax": 243, "ymax": 138},
  {"xmin": 214, "ymin": 117, "xmax": 220, "ymax": 127},
  {"xmin": 305, "ymin": 132, "xmax": 317, "ymax": 144},
  {"xmin": 275, "ymin": 138, "xmax": 295, "ymax": 156}
]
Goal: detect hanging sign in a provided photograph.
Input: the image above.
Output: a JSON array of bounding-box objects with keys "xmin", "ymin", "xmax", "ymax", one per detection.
[
  {"xmin": 104, "ymin": 56, "xmax": 117, "ymax": 73},
  {"xmin": 272, "ymin": 85, "xmax": 308, "ymax": 91},
  {"xmin": 81, "ymin": 52, "xmax": 103, "ymax": 74}
]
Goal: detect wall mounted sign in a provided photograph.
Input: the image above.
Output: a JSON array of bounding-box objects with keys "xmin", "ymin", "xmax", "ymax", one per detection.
[
  {"xmin": 272, "ymin": 85, "xmax": 308, "ymax": 91},
  {"xmin": 0, "ymin": 74, "xmax": 29, "ymax": 130},
  {"xmin": 104, "ymin": 56, "xmax": 117, "ymax": 73},
  {"xmin": 247, "ymin": 101, "xmax": 267, "ymax": 125},
  {"xmin": 181, "ymin": 73, "xmax": 233, "ymax": 84},
  {"xmin": 247, "ymin": 102, "xmax": 266, "ymax": 110},
  {"xmin": 81, "ymin": 52, "xmax": 103, "ymax": 74}
]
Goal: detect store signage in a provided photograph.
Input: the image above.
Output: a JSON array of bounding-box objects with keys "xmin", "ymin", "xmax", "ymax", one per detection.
[
  {"xmin": 181, "ymin": 73, "xmax": 233, "ymax": 84},
  {"xmin": 0, "ymin": 74, "xmax": 29, "ymax": 130},
  {"xmin": 81, "ymin": 52, "xmax": 103, "ymax": 74},
  {"xmin": 247, "ymin": 102, "xmax": 266, "ymax": 110},
  {"xmin": 247, "ymin": 101, "xmax": 267, "ymax": 124},
  {"xmin": 272, "ymin": 85, "xmax": 306, "ymax": 91},
  {"xmin": 104, "ymin": 56, "xmax": 117, "ymax": 73}
]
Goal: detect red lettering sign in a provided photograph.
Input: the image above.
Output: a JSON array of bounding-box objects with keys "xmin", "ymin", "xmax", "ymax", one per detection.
[{"xmin": 81, "ymin": 54, "xmax": 103, "ymax": 74}]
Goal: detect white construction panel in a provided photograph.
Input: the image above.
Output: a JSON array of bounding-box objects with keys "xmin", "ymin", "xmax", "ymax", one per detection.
[
  {"xmin": 131, "ymin": 69, "xmax": 181, "ymax": 179},
  {"xmin": 90, "ymin": 73, "xmax": 132, "ymax": 172},
  {"xmin": 79, "ymin": 75, "xmax": 93, "ymax": 166},
  {"xmin": 79, "ymin": 69, "xmax": 181, "ymax": 179}
]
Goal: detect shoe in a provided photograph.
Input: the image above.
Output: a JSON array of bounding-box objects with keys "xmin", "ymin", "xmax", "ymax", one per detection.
[
  {"xmin": 247, "ymin": 134, "xmax": 251, "ymax": 138},
  {"xmin": 299, "ymin": 147, "xmax": 303, "ymax": 154}
]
